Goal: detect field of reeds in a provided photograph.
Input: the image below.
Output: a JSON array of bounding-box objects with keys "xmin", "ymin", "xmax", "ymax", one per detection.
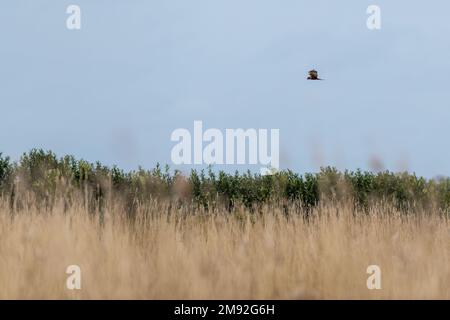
[{"xmin": 0, "ymin": 149, "xmax": 449, "ymax": 299}]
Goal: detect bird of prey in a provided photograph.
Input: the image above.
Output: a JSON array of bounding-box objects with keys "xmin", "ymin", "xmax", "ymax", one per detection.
[{"xmin": 307, "ymin": 69, "xmax": 323, "ymax": 80}]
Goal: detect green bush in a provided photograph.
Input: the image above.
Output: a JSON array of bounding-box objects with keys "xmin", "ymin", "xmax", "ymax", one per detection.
[{"xmin": 0, "ymin": 152, "xmax": 13, "ymax": 192}]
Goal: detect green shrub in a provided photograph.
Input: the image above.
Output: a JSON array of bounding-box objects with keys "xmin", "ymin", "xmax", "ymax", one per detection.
[{"xmin": 0, "ymin": 153, "xmax": 13, "ymax": 192}]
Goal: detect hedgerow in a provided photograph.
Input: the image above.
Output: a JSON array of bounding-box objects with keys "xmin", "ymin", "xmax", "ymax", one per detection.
[{"xmin": 1, "ymin": 149, "xmax": 449, "ymax": 216}]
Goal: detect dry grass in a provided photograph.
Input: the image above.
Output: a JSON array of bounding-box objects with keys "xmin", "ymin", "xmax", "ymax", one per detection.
[{"xmin": 0, "ymin": 199, "xmax": 449, "ymax": 300}]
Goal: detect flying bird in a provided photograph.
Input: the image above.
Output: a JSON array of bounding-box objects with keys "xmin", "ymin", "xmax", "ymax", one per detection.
[{"xmin": 307, "ymin": 69, "xmax": 323, "ymax": 80}]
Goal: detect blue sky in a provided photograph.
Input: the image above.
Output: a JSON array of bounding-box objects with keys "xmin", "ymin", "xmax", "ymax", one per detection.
[{"xmin": 1, "ymin": 1, "xmax": 449, "ymax": 177}]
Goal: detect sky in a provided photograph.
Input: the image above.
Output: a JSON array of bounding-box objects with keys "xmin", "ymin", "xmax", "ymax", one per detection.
[{"xmin": 1, "ymin": 1, "xmax": 450, "ymax": 177}]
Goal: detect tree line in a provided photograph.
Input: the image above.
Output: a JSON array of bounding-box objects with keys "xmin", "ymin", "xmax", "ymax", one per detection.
[{"xmin": 1, "ymin": 149, "xmax": 449, "ymax": 216}]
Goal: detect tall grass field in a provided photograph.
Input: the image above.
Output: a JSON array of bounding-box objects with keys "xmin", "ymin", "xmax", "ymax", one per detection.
[{"xmin": 0, "ymin": 150, "xmax": 449, "ymax": 299}]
